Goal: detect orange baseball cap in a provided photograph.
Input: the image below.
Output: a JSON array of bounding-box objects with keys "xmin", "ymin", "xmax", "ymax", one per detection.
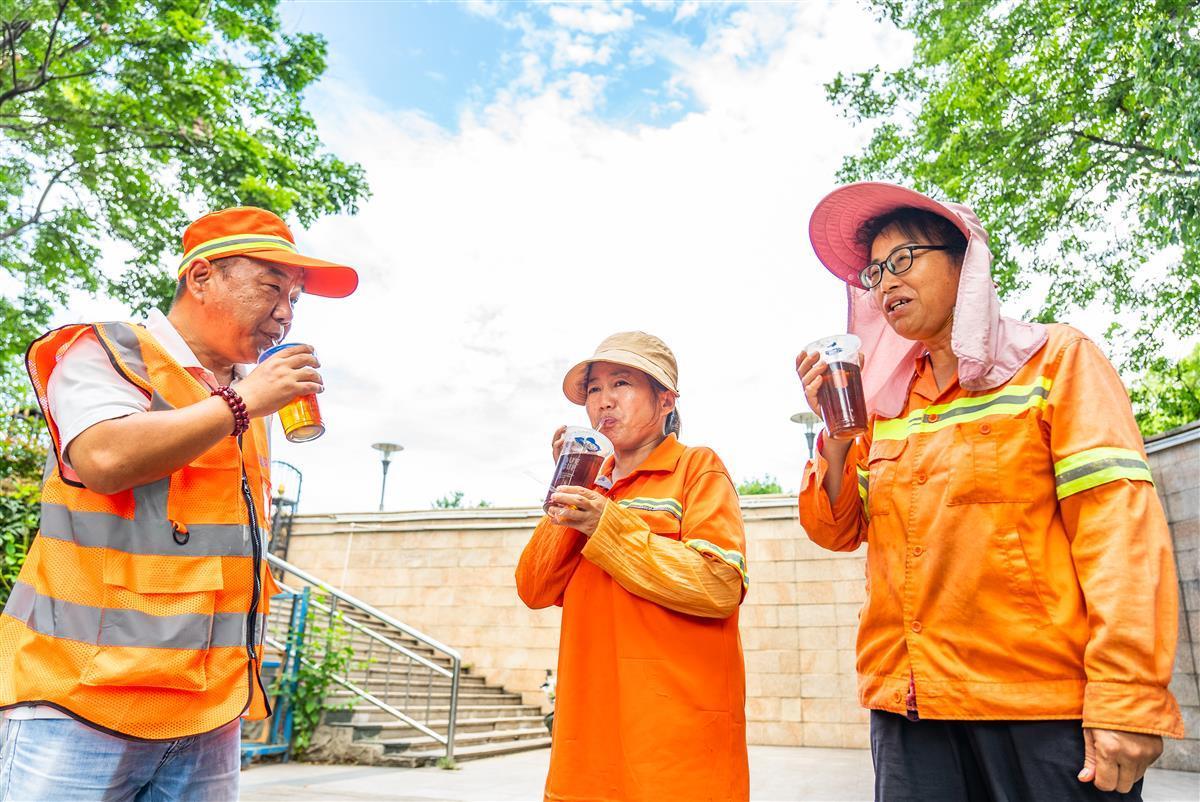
[{"xmin": 177, "ymin": 206, "xmax": 358, "ymax": 298}]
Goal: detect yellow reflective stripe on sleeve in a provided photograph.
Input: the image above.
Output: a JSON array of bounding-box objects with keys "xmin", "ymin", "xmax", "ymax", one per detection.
[
  {"xmin": 856, "ymin": 466, "xmax": 869, "ymax": 513},
  {"xmin": 1053, "ymin": 446, "xmax": 1154, "ymax": 500},
  {"xmin": 178, "ymin": 233, "xmax": 298, "ymax": 272},
  {"xmin": 617, "ymin": 497, "xmax": 683, "ymax": 521},
  {"xmin": 684, "ymin": 539, "xmax": 749, "ymax": 590},
  {"xmin": 873, "ymin": 377, "xmax": 1053, "ymax": 441}
]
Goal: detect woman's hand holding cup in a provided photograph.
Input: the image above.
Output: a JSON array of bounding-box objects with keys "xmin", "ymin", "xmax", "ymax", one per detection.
[
  {"xmin": 795, "ymin": 350, "xmax": 828, "ymax": 419},
  {"xmin": 550, "ymin": 425, "xmax": 567, "ymax": 464},
  {"xmin": 547, "ymin": 485, "xmax": 608, "ymax": 537}
]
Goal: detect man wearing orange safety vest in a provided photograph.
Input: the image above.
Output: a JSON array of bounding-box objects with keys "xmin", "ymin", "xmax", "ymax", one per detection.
[{"xmin": 0, "ymin": 207, "xmax": 358, "ymax": 801}]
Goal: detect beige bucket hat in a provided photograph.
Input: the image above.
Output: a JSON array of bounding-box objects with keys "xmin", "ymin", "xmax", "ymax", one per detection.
[{"xmin": 562, "ymin": 331, "xmax": 679, "ymax": 405}]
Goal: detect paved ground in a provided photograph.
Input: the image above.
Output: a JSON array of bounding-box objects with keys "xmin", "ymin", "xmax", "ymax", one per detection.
[{"xmin": 240, "ymin": 745, "xmax": 1199, "ymax": 801}]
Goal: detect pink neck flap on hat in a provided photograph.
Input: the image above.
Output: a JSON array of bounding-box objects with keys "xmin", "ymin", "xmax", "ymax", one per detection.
[{"xmin": 812, "ymin": 183, "xmax": 1047, "ymax": 420}]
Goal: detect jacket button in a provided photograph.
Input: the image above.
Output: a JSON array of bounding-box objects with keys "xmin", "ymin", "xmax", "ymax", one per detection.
[
  {"xmin": 893, "ymin": 691, "xmax": 902, "ymax": 703},
  {"xmin": 912, "ymin": 546, "xmax": 924, "ymax": 556},
  {"xmin": 911, "ymin": 621, "xmax": 922, "ymax": 633},
  {"xmin": 980, "ymin": 423, "xmax": 992, "ymax": 434},
  {"xmin": 927, "ymin": 413, "xmax": 939, "ymax": 422},
  {"xmin": 915, "ymin": 472, "xmax": 927, "ymax": 484}
]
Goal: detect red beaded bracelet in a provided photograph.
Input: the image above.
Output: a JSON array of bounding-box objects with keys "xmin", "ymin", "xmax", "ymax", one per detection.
[{"xmin": 212, "ymin": 385, "xmax": 250, "ymax": 437}]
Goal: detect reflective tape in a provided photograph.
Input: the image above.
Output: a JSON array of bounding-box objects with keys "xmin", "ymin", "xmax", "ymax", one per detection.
[
  {"xmin": 39, "ymin": 503, "xmax": 250, "ymax": 557},
  {"xmin": 1053, "ymin": 447, "xmax": 1154, "ymax": 500},
  {"xmin": 618, "ymin": 497, "xmax": 683, "ymax": 521},
  {"xmin": 857, "ymin": 467, "xmax": 870, "ymax": 514},
  {"xmin": 685, "ymin": 539, "xmax": 749, "ymax": 590},
  {"xmin": 874, "ymin": 378, "xmax": 1053, "ymax": 442},
  {"xmin": 3, "ymin": 582, "xmax": 263, "ymax": 650},
  {"xmin": 94, "ymin": 322, "xmax": 152, "ymax": 392},
  {"xmin": 179, "ymin": 234, "xmax": 298, "ymax": 273}
]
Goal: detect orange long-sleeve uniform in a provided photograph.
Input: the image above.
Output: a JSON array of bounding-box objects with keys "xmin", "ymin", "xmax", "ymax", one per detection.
[
  {"xmin": 799, "ymin": 323, "xmax": 1183, "ymax": 737},
  {"xmin": 516, "ymin": 434, "xmax": 750, "ymax": 802}
]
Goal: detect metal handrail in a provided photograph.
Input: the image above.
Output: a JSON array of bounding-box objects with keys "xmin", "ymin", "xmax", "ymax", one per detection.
[
  {"xmin": 265, "ymin": 635, "xmax": 447, "ymax": 743},
  {"xmin": 276, "ymin": 579, "xmax": 452, "ymax": 677},
  {"xmin": 267, "ymin": 553, "xmax": 461, "ymax": 760}
]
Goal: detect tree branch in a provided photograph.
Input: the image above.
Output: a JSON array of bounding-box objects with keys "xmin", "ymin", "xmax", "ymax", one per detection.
[
  {"xmin": 1067, "ymin": 129, "xmax": 1200, "ymax": 176},
  {"xmin": 39, "ymin": 0, "xmax": 68, "ymax": 81},
  {"xmin": 0, "ymin": 142, "xmax": 190, "ymax": 241},
  {"xmin": 0, "ymin": 163, "xmax": 68, "ymax": 240}
]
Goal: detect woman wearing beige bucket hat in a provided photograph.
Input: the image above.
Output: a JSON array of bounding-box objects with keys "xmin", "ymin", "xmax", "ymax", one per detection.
[
  {"xmin": 796, "ymin": 182, "xmax": 1181, "ymax": 801},
  {"xmin": 516, "ymin": 331, "xmax": 750, "ymax": 802}
]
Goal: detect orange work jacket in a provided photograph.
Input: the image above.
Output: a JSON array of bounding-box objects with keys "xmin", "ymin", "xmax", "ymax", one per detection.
[
  {"xmin": 0, "ymin": 321, "xmax": 277, "ymax": 740},
  {"xmin": 516, "ymin": 435, "xmax": 750, "ymax": 802},
  {"xmin": 799, "ymin": 324, "xmax": 1183, "ymax": 737}
]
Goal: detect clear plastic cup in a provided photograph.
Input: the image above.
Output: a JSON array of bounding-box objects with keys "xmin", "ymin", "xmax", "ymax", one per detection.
[
  {"xmin": 805, "ymin": 334, "xmax": 868, "ymax": 440},
  {"xmin": 257, "ymin": 343, "xmax": 325, "ymax": 443},
  {"xmin": 543, "ymin": 426, "xmax": 614, "ymax": 512}
]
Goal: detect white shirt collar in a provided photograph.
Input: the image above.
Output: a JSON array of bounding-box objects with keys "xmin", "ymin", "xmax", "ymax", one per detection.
[{"xmin": 143, "ymin": 309, "xmax": 249, "ymax": 382}]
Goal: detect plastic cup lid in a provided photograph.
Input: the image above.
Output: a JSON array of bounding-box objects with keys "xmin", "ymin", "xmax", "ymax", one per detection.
[
  {"xmin": 804, "ymin": 334, "xmax": 862, "ymax": 362},
  {"xmin": 258, "ymin": 342, "xmax": 305, "ymax": 363},
  {"xmin": 562, "ymin": 426, "xmax": 613, "ymax": 457}
]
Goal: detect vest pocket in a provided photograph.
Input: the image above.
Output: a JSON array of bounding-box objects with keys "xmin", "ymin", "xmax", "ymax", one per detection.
[{"xmin": 81, "ymin": 553, "xmax": 224, "ymax": 691}]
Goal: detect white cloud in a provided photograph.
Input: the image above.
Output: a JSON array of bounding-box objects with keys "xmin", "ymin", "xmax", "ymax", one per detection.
[
  {"xmin": 674, "ymin": 0, "xmax": 701, "ymax": 23},
  {"xmin": 462, "ymin": 0, "xmax": 503, "ymax": 20},
  {"xmin": 548, "ymin": 3, "xmax": 636, "ymax": 35},
  {"xmin": 50, "ymin": 2, "xmax": 920, "ymax": 514},
  {"xmin": 242, "ymin": 0, "xmax": 915, "ymax": 513},
  {"xmin": 550, "ymin": 32, "xmax": 614, "ymax": 69}
]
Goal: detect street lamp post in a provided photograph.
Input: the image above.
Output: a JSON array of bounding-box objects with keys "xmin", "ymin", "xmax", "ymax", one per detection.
[
  {"xmin": 371, "ymin": 442, "xmax": 403, "ymax": 512},
  {"xmin": 790, "ymin": 412, "xmax": 821, "ymax": 460}
]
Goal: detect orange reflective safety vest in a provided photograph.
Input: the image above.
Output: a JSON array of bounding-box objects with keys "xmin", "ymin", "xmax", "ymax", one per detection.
[{"xmin": 0, "ymin": 321, "xmax": 277, "ymax": 740}]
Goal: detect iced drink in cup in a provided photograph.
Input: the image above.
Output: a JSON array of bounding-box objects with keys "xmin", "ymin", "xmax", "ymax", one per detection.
[
  {"xmin": 805, "ymin": 334, "xmax": 869, "ymax": 440},
  {"xmin": 257, "ymin": 343, "xmax": 325, "ymax": 443},
  {"xmin": 543, "ymin": 426, "xmax": 613, "ymax": 512}
]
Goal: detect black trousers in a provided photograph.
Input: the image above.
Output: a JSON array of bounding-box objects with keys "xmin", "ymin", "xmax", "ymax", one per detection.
[{"xmin": 871, "ymin": 711, "xmax": 1144, "ymax": 802}]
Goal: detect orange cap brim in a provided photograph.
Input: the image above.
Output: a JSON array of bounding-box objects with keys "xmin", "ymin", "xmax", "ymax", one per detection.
[{"xmin": 240, "ymin": 249, "xmax": 360, "ymax": 298}]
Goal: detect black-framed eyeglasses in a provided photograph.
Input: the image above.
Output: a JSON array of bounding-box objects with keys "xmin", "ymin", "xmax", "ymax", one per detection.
[{"xmin": 859, "ymin": 245, "xmax": 951, "ymax": 289}]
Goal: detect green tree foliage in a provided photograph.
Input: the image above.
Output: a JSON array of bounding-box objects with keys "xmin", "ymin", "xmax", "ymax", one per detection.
[
  {"xmin": 737, "ymin": 475, "xmax": 783, "ymax": 496},
  {"xmin": 0, "ymin": 371, "xmax": 47, "ymax": 607},
  {"xmin": 433, "ymin": 491, "xmax": 465, "ymax": 509},
  {"xmin": 827, "ymin": 0, "xmax": 1199, "ymax": 368},
  {"xmin": 0, "ymin": 479, "xmax": 38, "ymax": 608},
  {"xmin": 1130, "ymin": 344, "xmax": 1200, "ymax": 437},
  {"xmin": 0, "ymin": 0, "xmax": 370, "ymax": 366}
]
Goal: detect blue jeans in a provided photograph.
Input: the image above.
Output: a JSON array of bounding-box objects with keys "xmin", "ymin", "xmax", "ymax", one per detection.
[{"xmin": 0, "ymin": 716, "xmax": 240, "ymax": 801}]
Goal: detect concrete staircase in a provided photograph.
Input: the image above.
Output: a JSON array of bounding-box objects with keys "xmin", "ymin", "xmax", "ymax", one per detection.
[{"xmin": 267, "ymin": 595, "xmax": 551, "ymax": 767}]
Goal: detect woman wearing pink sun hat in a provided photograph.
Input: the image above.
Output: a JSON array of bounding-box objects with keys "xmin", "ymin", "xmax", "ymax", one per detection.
[{"xmin": 796, "ymin": 182, "xmax": 1182, "ymax": 801}]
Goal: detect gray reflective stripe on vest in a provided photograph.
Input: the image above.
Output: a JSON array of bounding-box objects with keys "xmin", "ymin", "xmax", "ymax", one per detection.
[
  {"xmin": 3, "ymin": 581, "xmax": 265, "ymax": 650},
  {"xmin": 96, "ymin": 322, "xmax": 151, "ymax": 387},
  {"xmin": 39, "ymin": 504, "xmax": 250, "ymax": 557},
  {"xmin": 150, "ymin": 390, "xmax": 174, "ymax": 411}
]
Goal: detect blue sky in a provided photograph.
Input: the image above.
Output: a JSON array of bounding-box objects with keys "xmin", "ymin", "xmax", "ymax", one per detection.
[
  {"xmin": 280, "ymin": 1, "xmax": 758, "ymax": 131},
  {"xmin": 254, "ymin": 1, "xmax": 919, "ymax": 512},
  {"xmin": 79, "ymin": 2, "xmax": 924, "ymax": 512}
]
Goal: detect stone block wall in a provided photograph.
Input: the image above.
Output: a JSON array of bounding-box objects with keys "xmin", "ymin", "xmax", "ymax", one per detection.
[
  {"xmin": 1147, "ymin": 423, "xmax": 1200, "ymax": 771},
  {"xmin": 281, "ymin": 424, "xmax": 1198, "ymax": 768}
]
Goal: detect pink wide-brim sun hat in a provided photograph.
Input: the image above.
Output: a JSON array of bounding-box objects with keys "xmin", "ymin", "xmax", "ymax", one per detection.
[{"xmin": 808, "ymin": 181, "xmax": 974, "ymax": 284}]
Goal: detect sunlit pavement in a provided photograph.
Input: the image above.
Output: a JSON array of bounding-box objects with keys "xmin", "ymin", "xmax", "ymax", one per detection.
[{"xmin": 239, "ymin": 745, "xmax": 1198, "ymax": 801}]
